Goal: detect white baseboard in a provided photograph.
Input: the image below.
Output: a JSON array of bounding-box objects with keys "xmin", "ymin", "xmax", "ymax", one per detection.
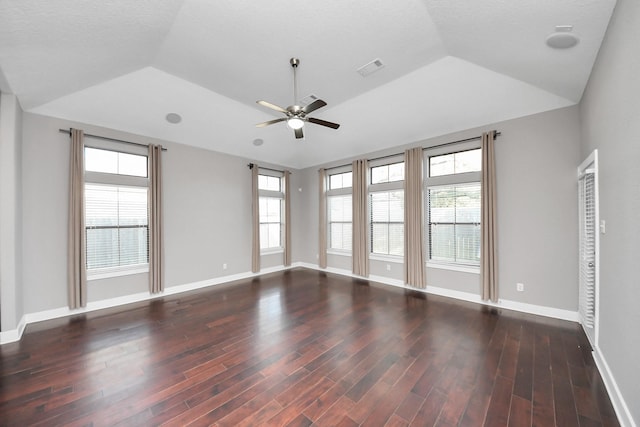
[
  {"xmin": 297, "ymin": 262, "xmax": 579, "ymax": 322},
  {"xmin": 0, "ymin": 264, "xmax": 293, "ymax": 345},
  {"xmin": 593, "ymin": 346, "xmax": 637, "ymax": 427}
]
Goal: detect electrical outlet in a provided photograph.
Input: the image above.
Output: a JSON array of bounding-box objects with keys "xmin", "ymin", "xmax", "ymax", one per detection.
[
  {"xmin": 517, "ymin": 283, "xmax": 524, "ymax": 292},
  {"xmin": 386, "ymin": 264, "xmax": 391, "ymax": 271},
  {"xmin": 222, "ymin": 263, "xmax": 227, "ymax": 270}
]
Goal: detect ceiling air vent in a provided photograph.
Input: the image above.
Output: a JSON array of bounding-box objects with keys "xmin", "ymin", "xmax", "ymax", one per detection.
[{"xmin": 357, "ymin": 58, "xmax": 385, "ymax": 77}]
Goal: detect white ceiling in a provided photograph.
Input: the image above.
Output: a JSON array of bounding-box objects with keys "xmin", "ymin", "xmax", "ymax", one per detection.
[{"xmin": 0, "ymin": 0, "xmax": 616, "ymax": 169}]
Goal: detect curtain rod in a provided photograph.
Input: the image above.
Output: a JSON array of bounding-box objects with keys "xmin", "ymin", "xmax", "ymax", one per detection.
[
  {"xmin": 59, "ymin": 129, "xmax": 168, "ymax": 151},
  {"xmin": 328, "ymin": 131, "xmax": 501, "ymax": 170},
  {"xmin": 248, "ymin": 163, "xmax": 288, "ymax": 174}
]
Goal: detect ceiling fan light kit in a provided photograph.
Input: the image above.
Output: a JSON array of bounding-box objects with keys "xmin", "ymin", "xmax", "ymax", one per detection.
[{"xmin": 256, "ymin": 58, "xmax": 340, "ymax": 139}]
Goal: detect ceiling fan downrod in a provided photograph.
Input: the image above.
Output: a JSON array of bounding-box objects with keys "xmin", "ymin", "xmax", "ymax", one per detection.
[{"xmin": 291, "ymin": 57, "xmax": 300, "ymax": 106}]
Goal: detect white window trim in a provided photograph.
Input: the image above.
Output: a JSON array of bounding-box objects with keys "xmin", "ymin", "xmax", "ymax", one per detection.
[
  {"xmin": 258, "ymin": 170, "xmax": 285, "ymax": 252},
  {"xmin": 369, "ymin": 159, "xmax": 405, "ymax": 257},
  {"xmin": 327, "ymin": 248, "xmax": 351, "ymax": 257},
  {"xmin": 84, "ymin": 142, "xmax": 150, "ymax": 279},
  {"xmin": 88, "ymin": 264, "xmax": 149, "ymax": 281},
  {"xmin": 370, "ymin": 253, "xmax": 403, "ymax": 264},
  {"xmin": 261, "ymin": 247, "xmax": 284, "ymax": 255},
  {"xmin": 327, "ymin": 167, "xmax": 353, "ymax": 254},
  {"xmin": 426, "ymin": 261, "xmax": 479, "ymax": 274},
  {"xmin": 424, "ymin": 145, "xmax": 481, "ymax": 268}
]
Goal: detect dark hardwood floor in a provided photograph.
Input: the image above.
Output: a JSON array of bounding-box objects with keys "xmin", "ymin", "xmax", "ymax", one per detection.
[{"xmin": 0, "ymin": 268, "xmax": 619, "ymax": 426}]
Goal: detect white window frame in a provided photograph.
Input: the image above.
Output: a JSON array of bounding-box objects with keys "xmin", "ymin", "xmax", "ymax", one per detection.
[
  {"xmin": 326, "ymin": 165, "xmax": 353, "ymax": 256},
  {"xmin": 84, "ymin": 140, "xmax": 150, "ymax": 280},
  {"xmin": 369, "ymin": 156, "xmax": 404, "ymax": 261},
  {"xmin": 424, "ymin": 141, "xmax": 481, "ymax": 273},
  {"xmin": 258, "ymin": 169, "xmax": 285, "ymax": 254}
]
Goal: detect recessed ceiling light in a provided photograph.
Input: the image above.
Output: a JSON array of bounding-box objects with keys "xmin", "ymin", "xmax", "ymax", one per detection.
[
  {"xmin": 165, "ymin": 113, "xmax": 182, "ymax": 124},
  {"xmin": 253, "ymin": 138, "xmax": 264, "ymax": 146},
  {"xmin": 546, "ymin": 26, "xmax": 579, "ymax": 49}
]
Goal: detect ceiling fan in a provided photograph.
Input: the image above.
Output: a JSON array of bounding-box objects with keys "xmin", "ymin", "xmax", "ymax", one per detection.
[{"xmin": 256, "ymin": 58, "xmax": 340, "ymax": 139}]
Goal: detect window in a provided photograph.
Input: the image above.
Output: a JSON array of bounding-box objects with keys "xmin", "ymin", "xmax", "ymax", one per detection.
[
  {"xmin": 370, "ymin": 160, "xmax": 404, "ymax": 257},
  {"xmin": 429, "ymin": 148, "xmax": 481, "ymax": 177},
  {"xmin": 258, "ymin": 172, "xmax": 284, "ymax": 251},
  {"xmin": 327, "ymin": 171, "xmax": 352, "ymax": 252},
  {"xmin": 425, "ymin": 146, "xmax": 481, "ymax": 267},
  {"xmin": 84, "ymin": 146, "xmax": 149, "ymax": 277},
  {"xmin": 427, "ymin": 184, "xmax": 480, "ymax": 264}
]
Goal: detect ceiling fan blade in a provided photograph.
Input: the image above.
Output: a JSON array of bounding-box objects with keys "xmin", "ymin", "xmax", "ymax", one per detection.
[
  {"xmin": 257, "ymin": 100, "xmax": 288, "ymax": 114},
  {"xmin": 307, "ymin": 117, "xmax": 340, "ymax": 129},
  {"xmin": 255, "ymin": 117, "xmax": 287, "ymax": 128},
  {"xmin": 295, "ymin": 127, "xmax": 304, "ymax": 139},
  {"xmin": 301, "ymin": 99, "xmax": 327, "ymax": 114}
]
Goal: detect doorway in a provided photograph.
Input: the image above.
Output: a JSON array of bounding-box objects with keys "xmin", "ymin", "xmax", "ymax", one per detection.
[{"xmin": 578, "ymin": 150, "xmax": 599, "ymax": 348}]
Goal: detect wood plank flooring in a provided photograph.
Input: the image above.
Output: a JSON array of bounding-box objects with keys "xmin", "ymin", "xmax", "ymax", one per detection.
[{"xmin": 0, "ymin": 268, "xmax": 619, "ymax": 426}]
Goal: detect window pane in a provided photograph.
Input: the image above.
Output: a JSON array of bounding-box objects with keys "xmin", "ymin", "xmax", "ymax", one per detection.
[
  {"xmin": 84, "ymin": 148, "xmax": 147, "ymax": 177},
  {"xmin": 430, "ymin": 224, "xmax": 455, "ymax": 262},
  {"xmin": 118, "ymin": 152, "xmax": 148, "ymax": 177},
  {"xmin": 372, "ymin": 223, "xmax": 389, "ymax": 254},
  {"xmin": 428, "ymin": 188, "xmax": 455, "ymax": 222},
  {"xmin": 429, "ymin": 153, "xmax": 454, "ymax": 177},
  {"xmin": 388, "ymin": 163, "xmax": 404, "ymax": 182},
  {"xmin": 85, "ymin": 185, "xmax": 118, "ymax": 226},
  {"xmin": 455, "ymin": 224, "xmax": 480, "ymax": 263},
  {"xmin": 427, "ymin": 183, "xmax": 481, "ymax": 265},
  {"xmin": 371, "ymin": 165, "xmax": 388, "ymax": 184},
  {"xmin": 370, "ymin": 192, "xmax": 389, "ymax": 222},
  {"xmin": 329, "ymin": 195, "xmax": 351, "ymax": 222},
  {"xmin": 389, "ymin": 191, "xmax": 404, "ymax": 222},
  {"xmin": 259, "ymin": 223, "xmax": 269, "ymax": 249},
  {"xmin": 119, "ymin": 228, "xmax": 148, "ymax": 265},
  {"xmin": 455, "ymin": 185, "xmax": 481, "ymax": 223},
  {"xmin": 330, "ymin": 223, "xmax": 343, "ymax": 250},
  {"xmin": 342, "ymin": 172, "xmax": 352, "ymax": 188},
  {"xmin": 85, "ymin": 148, "xmax": 118, "ymax": 174},
  {"xmin": 329, "ymin": 172, "xmax": 352, "ymax": 190},
  {"xmin": 85, "ymin": 184, "xmax": 149, "ymax": 270},
  {"xmin": 258, "ymin": 174, "xmax": 281, "ymax": 191},
  {"xmin": 268, "ymin": 223, "xmax": 281, "ymax": 248},
  {"xmin": 389, "ymin": 223, "xmax": 404, "ymax": 256},
  {"xmin": 455, "ymin": 149, "xmax": 481, "ymax": 174},
  {"xmin": 86, "ymin": 228, "xmax": 119, "ymax": 269},
  {"xmin": 118, "ymin": 187, "xmax": 148, "ymax": 226},
  {"xmin": 430, "ymin": 149, "xmax": 481, "ymax": 177}
]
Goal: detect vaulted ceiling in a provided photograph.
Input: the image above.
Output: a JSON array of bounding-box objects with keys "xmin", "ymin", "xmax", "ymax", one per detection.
[{"xmin": 0, "ymin": 0, "xmax": 616, "ymax": 168}]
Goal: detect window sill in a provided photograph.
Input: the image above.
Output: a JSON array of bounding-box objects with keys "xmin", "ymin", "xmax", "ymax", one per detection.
[
  {"xmin": 426, "ymin": 262, "xmax": 479, "ymax": 274},
  {"xmin": 88, "ymin": 265, "xmax": 149, "ymax": 281},
  {"xmin": 327, "ymin": 249, "xmax": 351, "ymax": 257},
  {"xmin": 370, "ymin": 253, "xmax": 403, "ymax": 264},
  {"xmin": 261, "ymin": 248, "xmax": 284, "ymax": 256}
]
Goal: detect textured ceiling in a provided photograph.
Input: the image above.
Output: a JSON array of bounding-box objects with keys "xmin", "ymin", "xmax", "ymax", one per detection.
[{"xmin": 0, "ymin": 0, "xmax": 616, "ymax": 168}]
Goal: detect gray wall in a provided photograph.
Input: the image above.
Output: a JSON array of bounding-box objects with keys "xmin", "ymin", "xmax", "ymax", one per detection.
[
  {"xmin": 21, "ymin": 112, "xmax": 290, "ymax": 314},
  {"xmin": 579, "ymin": 0, "xmax": 640, "ymax": 422},
  {"xmin": 0, "ymin": 93, "xmax": 23, "ymax": 331},
  {"xmin": 294, "ymin": 106, "xmax": 582, "ymax": 311}
]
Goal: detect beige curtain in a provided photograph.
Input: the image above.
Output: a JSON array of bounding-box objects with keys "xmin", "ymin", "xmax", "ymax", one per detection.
[
  {"xmin": 283, "ymin": 170, "xmax": 292, "ymax": 266},
  {"xmin": 251, "ymin": 165, "xmax": 260, "ymax": 273},
  {"xmin": 481, "ymin": 131, "xmax": 498, "ymax": 302},
  {"xmin": 68, "ymin": 128, "xmax": 87, "ymax": 309},
  {"xmin": 148, "ymin": 144, "xmax": 164, "ymax": 294},
  {"xmin": 352, "ymin": 159, "xmax": 369, "ymax": 277},
  {"xmin": 318, "ymin": 169, "xmax": 327, "ymax": 268},
  {"xmin": 404, "ymin": 147, "xmax": 426, "ymax": 288}
]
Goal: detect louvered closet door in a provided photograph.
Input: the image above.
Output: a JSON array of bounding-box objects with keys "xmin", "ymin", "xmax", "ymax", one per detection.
[{"xmin": 579, "ymin": 172, "xmax": 596, "ymax": 344}]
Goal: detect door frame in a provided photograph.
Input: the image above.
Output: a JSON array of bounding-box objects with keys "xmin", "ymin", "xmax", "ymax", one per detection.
[{"xmin": 577, "ymin": 149, "xmax": 600, "ymax": 349}]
